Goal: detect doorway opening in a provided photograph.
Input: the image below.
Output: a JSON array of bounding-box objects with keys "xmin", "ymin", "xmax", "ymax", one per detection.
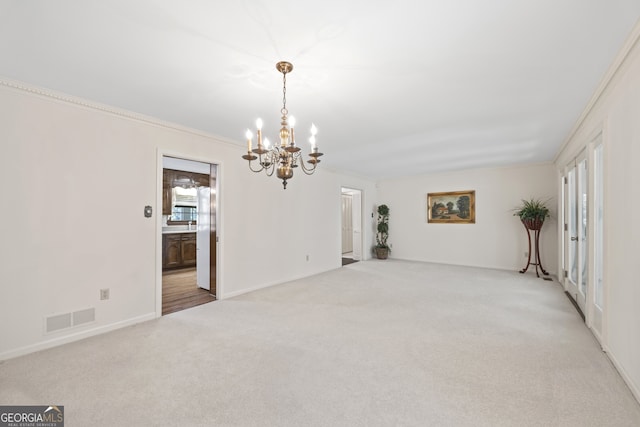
[
  {"xmin": 341, "ymin": 187, "xmax": 363, "ymax": 266},
  {"xmin": 161, "ymin": 156, "xmax": 218, "ymax": 315}
]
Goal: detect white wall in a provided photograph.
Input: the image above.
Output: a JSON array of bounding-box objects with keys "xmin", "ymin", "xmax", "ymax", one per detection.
[
  {"xmin": 376, "ymin": 164, "xmax": 558, "ymax": 273},
  {"xmin": 554, "ymin": 22, "xmax": 640, "ymax": 401},
  {"xmin": 0, "ymin": 80, "xmax": 377, "ymax": 359}
]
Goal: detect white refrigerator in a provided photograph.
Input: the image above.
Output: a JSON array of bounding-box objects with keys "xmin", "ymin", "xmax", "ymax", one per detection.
[{"xmin": 196, "ymin": 186, "xmax": 210, "ymax": 290}]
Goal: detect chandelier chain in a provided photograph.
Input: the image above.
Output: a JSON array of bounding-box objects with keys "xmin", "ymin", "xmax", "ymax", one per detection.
[{"xmin": 281, "ymin": 72, "xmax": 288, "ymax": 116}]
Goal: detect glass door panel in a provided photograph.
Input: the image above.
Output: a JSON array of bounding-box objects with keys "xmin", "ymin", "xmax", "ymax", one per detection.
[
  {"xmin": 567, "ymin": 167, "xmax": 578, "ymax": 288},
  {"xmin": 578, "ymin": 158, "xmax": 588, "ymax": 307},
  {"xmin": 565, "ymin": 152, "xmax": 588, "ymax": 313},
  {"xmin": 594, "ymin": 144, "xmax": 604, "ymax": 309}
]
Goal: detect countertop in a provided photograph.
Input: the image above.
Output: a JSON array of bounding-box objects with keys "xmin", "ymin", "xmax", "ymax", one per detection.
[{"xmin": 162, "ymin": 228, "xmax": 197, "ymax": 234}]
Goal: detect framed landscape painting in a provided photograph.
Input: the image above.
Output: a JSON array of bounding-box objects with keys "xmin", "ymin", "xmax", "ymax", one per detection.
[{"xmin": 427, "ymin": 190, "xmax": 475, "ymax": 223}]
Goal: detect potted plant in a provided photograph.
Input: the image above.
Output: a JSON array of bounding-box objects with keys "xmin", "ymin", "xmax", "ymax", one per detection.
[
  {"xmin": 375, "ymin": 204, "xmax": 390, "ymax": 259},
  {"xmin": 513, "ymin": 198, "xmax": 550, "ymax": 230}
]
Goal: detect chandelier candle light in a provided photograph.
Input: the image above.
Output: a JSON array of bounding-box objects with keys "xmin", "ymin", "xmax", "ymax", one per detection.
[{"xmin": 242, "ymin": 61, "xmax": 323, "ymax": 189}]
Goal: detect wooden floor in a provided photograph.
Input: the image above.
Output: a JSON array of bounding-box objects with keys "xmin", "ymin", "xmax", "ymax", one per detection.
[{"xmin": 162, "ymin": 267, "xmax": 216, "ymax": 315}]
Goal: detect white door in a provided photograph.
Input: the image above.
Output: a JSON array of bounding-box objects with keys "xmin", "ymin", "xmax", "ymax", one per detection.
[
  {"xmin": 593, "ymin": 141, "xmax": 605, "ymax": 336},
  {"xmin": 565, "ymin": 152, "xmax": 588, "ymax": 312},
  {"xmin": 196, "ymin": 186, "xmax": 210, "ymax": 290},
  {"xmin": 352, "ymin": 190, "xmax": 362, "ymax": 260},
  {"xmin": 341, "ymin": 194, "xmax": 353, "ymax": 254}
]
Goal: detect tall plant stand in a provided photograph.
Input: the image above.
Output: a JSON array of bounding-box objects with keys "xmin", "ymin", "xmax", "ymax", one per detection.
[{"xmin": 519, "ymin": 219, "xmax": 549, "ymax": 278}]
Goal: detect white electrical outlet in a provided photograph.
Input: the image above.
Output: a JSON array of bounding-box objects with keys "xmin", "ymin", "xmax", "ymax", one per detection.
[
  {"xmin": 306, "ymin": 255, "xmax": 309, "ymax": 261},
  {"xmin": 524, "ymin": 252, "xmax": 529, "ymax": 258},
  {"xmin": 100, "ymin": 288, "xmax": 110, "ymax": 300}
]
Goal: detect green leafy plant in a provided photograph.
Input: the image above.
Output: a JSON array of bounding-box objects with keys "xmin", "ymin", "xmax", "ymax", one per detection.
[
  {"xmin": 375, "ymin": 204, "xmax": 390, "ymax": 250},
  {"xmin": 513, "ymin": 198, "xmax": 551, "ymax": 231},
  {"xmin": 513, "ymin": 198, "xmax": 550, "ymax": 221}
]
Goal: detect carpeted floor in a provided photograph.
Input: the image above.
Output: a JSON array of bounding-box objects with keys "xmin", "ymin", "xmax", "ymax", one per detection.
[{"xmin": 1, "ymin": 260, "xmax": 639, "ymax": 426}]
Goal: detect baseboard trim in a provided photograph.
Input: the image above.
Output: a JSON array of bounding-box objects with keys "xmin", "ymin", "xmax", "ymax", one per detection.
[
  {"xmin": 605, "ymin": 346, "xmax": 640, "ymax": 405},
  {"xmin": 220, "ymin": 268, "xmax": 338, "ymax": 300},
  {"xmin": 0, "ymin": 312, "xmax": 156, "ymax": 361}
]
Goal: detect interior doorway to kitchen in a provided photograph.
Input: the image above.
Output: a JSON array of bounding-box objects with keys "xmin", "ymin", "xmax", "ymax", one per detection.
[
  {"xmin": 341, "ymin": 187, "xmax": 363, "ymax": 266},
  {"xmin": 161, "ymin": 156, "xmax": 218, "ymax": 315}
]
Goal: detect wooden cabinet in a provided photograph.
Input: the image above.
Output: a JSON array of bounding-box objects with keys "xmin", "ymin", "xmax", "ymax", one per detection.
[
  {"xmin": 163, "ymin": 234, "xmax": 181, "ymax": 269},
  {"xmin": 172, "ymin": 170, "xmax": 195, "ymax": 187},
  {"xmin": 163, "ymin": 232, "xmax": 197, "ymax": 270},
  {"xmin": 162, "ymin": 169, "xmax": 172, "ymax": 215},
  {"xmin": 193, "ymin": 173, "xmax": 210, "ymax": 187},
  {"xmin": 162, "ymin": 169, "xmax": 209, "ymax": 217},
  {"xmin": 181, "ymin": 233, "xmax": 197, "ymax": 267},
  {"xmin": 165, "ymin": 169, "xmax": 209, "ymax": 188}
]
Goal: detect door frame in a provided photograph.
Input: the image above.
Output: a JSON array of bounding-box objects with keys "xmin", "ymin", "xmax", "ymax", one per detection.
[
  {"xmin": 156, "ymin": 149, "xmax": 223, "ymax": 317},
  {"xmin": 559, "ymin": 125, "xmax": 606, "ymax": 342},
  {"xmin": 591, "ymin": 136, "xmax": 605, "ymax": 342},
  {"xmin": 340, "ymin": 187, "xmax": 364, "ymax": 261},
  {"xmin": 564, "ymin": 150, "xmax": 588, "ymax": 313}
]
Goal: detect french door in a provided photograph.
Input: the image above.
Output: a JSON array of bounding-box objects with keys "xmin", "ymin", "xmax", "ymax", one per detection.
[{"xmin": 565, "ymin": 151, "xmax": 588, "ymax": 313}]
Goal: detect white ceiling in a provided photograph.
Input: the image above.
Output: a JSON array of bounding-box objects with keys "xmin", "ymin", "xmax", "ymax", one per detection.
[{"xmin": 1, "ymin": 1, "xmax": 639, "ymax": 179}]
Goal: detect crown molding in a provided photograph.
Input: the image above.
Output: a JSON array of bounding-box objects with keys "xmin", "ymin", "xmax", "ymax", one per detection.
[{"xmin": 0, "ymin": 77, "xmax": 241, "ymax": 148}]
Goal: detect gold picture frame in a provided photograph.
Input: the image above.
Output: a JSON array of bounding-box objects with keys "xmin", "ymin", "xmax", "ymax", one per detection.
[{"xmin": 427, "ymin": 190, "xmax": 476, "ymax": 223}]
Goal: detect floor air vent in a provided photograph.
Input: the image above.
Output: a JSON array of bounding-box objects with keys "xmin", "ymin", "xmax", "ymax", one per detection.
[{"xmin": 45, "ymin": 308, "xmax": 95, "ymax": 334}]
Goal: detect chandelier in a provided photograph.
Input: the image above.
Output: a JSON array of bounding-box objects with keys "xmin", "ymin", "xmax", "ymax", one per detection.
[{"xmin": 242, "ymin": 61, "xmax": 323, "ymax": 189}]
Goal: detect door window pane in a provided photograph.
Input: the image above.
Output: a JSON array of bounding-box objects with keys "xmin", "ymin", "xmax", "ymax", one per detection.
[
  {"xmin": 594, "ymin": 145, "xmax": 604, "ymax": 308},
  {"xmin": 560, "ymin": 176, "xmax": 565, "ymax": 273},
  {"xmin": 579, "ymin": 159, "xmax": 588, "ymax": 297},
  {"xmin": 568, "ymin": 168, "xmax": 578, "ymax": 285}
]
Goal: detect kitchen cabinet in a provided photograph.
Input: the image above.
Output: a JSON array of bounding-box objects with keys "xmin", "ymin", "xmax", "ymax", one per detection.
[
  {"xmin": 162, "ymin": 232, "xmax": 197, "ymax": 270},
  {"xmin": 172, "ymin": 170, "xmax": 195, "ymax": 187},
  {"xmin": 162, "ymin": 169, "xmax": 172, "ymax": 215},
  {"xmin": 194, "ymin": 173, "xmax": 210, "ymax": 187},
  {"xmin": 165, "ymin": 169, "xmax": 209, "ymax": 188},
  {"xmin": 163, "ymin": 234, "xmax": 181, "ymax": 269},
  {"xmin": 162, "ymin": 169, "xmax": 210, "ymax": 217},
  {"xmin": 181, "ymin": 233, "xmax": 197, "ymax": 267},
  {"xmin": 176, "ymin": 171, "xmax": 208, "ymax": 187}
]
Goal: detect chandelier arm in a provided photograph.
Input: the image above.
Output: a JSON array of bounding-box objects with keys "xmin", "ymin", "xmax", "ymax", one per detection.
[
  {"xmin": 247, "ymin": 160, "xmax": 266, "ymax": 173},
  {"xmin": 263, "ymin": 154, "xmax": 276, "ymax": 176},
  {"xmin": 299, "ymin": 159, "xmax": 318, "ymax": 175},
  {"xmin": 265, "ymin": 164, "xmax": 276, "ymax": 176}
]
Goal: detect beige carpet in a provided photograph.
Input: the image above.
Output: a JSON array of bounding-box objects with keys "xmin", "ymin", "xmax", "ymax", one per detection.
[{"xmin": 1, "ymin": 260, "xmax": 639, "ymax": 426}]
